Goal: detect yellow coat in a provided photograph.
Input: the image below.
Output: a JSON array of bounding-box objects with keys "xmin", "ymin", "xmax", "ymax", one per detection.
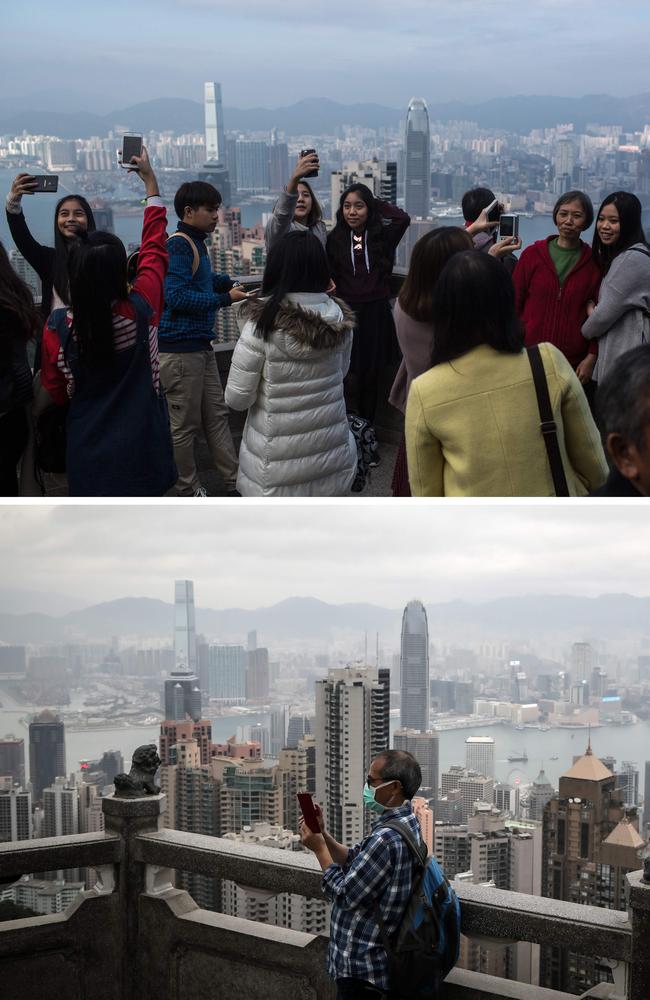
[{"xmin": 405, "ymin": 342, "xmax": 608, "ymax": 497}]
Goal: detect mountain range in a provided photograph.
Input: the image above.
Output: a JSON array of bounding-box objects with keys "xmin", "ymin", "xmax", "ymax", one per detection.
[
  {"xmin": 2, "ymin": 93, "xmax": 650, "ymax": 139},
  {"xmin": 0, "ymin": 594, "xmax": 648, "ymax": 646}
]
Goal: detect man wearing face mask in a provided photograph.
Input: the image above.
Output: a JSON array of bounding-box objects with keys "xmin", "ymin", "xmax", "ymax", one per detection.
[{"xmin": 299, "ymin": 750, "xmax": 422, "ymax": 1000}]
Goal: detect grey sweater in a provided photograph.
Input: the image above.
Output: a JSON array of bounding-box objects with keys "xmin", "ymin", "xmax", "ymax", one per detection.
[
  {"xmin": 264, "ymin": 189, "xmax": 328, "ymax": 252},
  {"xmin": 582, "ymin": 243, "xmax": 650, "ymax": 382}
]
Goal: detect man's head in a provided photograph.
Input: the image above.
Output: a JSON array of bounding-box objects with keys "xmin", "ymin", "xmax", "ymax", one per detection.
[
  {"xmin": 596, "ymin": 345, "xmax": 650, "ymax": 494},
  {"xmin": 366, "ymin": 750, "xmax": 422, "ymax": 812},
  {"xmin": 174, "ymin": 180, "xmax": 222, "ymax": 231},
  {"xmin": 461, "ymin": 187, "xmax": 497, "ymax": 224}
]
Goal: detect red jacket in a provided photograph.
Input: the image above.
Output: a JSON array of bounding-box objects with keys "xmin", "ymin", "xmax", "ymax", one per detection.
[{"xmin": 513, "ymin": 237, "xmax": 601, "ymax": 369}]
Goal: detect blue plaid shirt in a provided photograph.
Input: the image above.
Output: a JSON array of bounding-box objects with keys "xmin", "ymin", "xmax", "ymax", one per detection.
[{"xmin": 321, "ymin": 802, "xmax": 420, "ymax": 989}]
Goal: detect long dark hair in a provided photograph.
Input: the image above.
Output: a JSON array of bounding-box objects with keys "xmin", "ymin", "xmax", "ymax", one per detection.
[
  {"xmin": 255, "ymin": 230, "xmax": 331, "ymax": 339},
  {"xmin": 0, "ymin": 240, "xmax": 40, "ymax": 369},
  {"xmin": 296, "ymin": 180, "xmax": 322, "ymax": 229},
  {"xmin": 592, "ymin": 191, "xmax": 648, "ymax": 274},
  {"xmin": 431, "ymin": 251, "xmax": 524, "ymax": 366},
  {"xmin": 326, "ymin": 183, "xmax": 391, "ymax": 279},
  {"xmin": 67, "ymin": 232, "xmax": 128, "ymax": 368},
  {"xmin": 52, "ymin": 195, "xmax": 97, "ymax": 305},
  {"xmin": 398, "ymin": 227, "xmax": 473, "ymax": 322}
]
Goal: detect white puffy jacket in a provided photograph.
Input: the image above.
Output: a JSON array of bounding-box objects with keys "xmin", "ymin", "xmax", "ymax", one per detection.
[{"xmin": 225, "ymin": 292, "xmax": 358, "ymax": 496}]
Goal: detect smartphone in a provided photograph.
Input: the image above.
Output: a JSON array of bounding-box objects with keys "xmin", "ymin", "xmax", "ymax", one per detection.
[
  {"xmin": 499, "ymin": 214, "xmax": 519, "ymax": 240},
  {"xmin": 245, "ymin": 287, "xmax": 261, "ymax": 297},
  {"xmin": 30, "ymin": 175, "xmax": 59, "ymax": 193},
  {"xmin": 484, "ymin": 198, "xmax": 500, "ymax": 223},
  {"xmin": 297, "ymin": 792, "xmax": 321, "ymax": 833},
  {"xmin": 300, "ymin": 148, "xmax": 319, "ymax": 179},
  {"xmin": 120, "ymin": 135, "xmax": 143, "ymax": 169}
]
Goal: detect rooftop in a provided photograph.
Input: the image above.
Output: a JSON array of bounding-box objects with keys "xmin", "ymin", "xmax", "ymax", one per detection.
[{"xmin": 562, "ymin": 743, "xmax": 614, "ymax": 782}]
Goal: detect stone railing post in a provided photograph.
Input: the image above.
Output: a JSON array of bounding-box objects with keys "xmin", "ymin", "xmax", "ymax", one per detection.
[
  {"xmin": 102, "ymin": 793, "xmax": 166, "ymax": 1000},
  {"xmin": 626, "ymin": 869, "xmax": 650, "ymax": 1000}
]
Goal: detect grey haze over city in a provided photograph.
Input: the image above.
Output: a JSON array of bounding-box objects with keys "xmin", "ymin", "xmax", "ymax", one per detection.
[
  {"xmin": 5, "ymin": 0, "xmax": 650, "ymax": 110},
  {"xmin": 1, "ymin": 505, "xmax": 650, "ymax": 615}
]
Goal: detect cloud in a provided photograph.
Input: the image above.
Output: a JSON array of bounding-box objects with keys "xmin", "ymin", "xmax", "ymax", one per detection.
[{"xmin": 1, "ymin": 504, "xmax": 649, "ymax": 613}]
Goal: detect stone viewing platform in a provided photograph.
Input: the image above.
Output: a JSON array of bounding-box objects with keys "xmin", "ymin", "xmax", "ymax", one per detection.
[{"xmin": 0, "ymin": 792, "xmax": 648, "ymax": 1000}]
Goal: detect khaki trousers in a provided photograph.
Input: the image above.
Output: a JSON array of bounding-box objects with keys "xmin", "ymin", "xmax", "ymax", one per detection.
[{"xmin": 159, "ymin": 350, "xmax": 238, "ymax": 495}]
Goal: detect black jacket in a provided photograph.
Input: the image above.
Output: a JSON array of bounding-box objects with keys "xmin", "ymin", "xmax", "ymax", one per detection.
[{"xmin": 590, "ymin": 467, "xmax": 643, "ymax": 496}]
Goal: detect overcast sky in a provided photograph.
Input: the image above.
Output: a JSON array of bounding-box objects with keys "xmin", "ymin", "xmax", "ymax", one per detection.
[
  {"xmin": 5, "ymin": 0, "xmax": 650, "ymax": 111},
  {"xmin": 1, "ymin": 504, "xmax": 649, "ymax": 614}
]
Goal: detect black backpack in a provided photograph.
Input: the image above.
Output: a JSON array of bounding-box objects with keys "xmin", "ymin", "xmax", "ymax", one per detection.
[
  {"xmin": 374, "ymin": 819, "xmax": 461, "ymax": 999},
  {"xmin": 347, "ymin": 412, "xmax": 378, "ymax": 492}
]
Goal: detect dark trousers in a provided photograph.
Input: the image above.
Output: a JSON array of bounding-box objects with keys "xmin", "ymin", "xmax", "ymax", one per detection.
[
  {"xmin": 0, "ymin": 407, "xmax": 28, "ymax": 496},
  {"xmin": 336, "ymin": 978, "xmax": 387, "ymax": 1000}
]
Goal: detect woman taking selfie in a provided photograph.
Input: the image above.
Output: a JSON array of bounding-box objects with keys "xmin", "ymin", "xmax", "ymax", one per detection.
[
  {"xmin": 265, "ymin": 151, "xmax": 326, "ymax": 252},
  {"xmin": 326, "ymin": 184, "xmax": 410, "ymax": 449},
  {"xmin": 6, "ymin": 174, "xmax": 96, "ymax": 322},
  {"xmin": 39, "ymin": 148, "xmax": 176, "ymax": 497},
  {"xmin": 0, "ymin": 240, "xmax": 40, "ymax": 494},
  {"xmin": 582, "ymin": 191, "xmax": 650, "ymax": 385},
  {"xmin": 225, "ymin": 230, "xmax": 357, "ymax": 497},
  {"xmin": 405, "ymin": 252, "xmax": 607, "ymax": 496}
]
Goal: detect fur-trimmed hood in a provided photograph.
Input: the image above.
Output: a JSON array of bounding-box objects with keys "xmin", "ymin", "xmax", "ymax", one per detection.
[{"xmin": 240, "ymin": 293, "xmax": 356, "ymax": 351}]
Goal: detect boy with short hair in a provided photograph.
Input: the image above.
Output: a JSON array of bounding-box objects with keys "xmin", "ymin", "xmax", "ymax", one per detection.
[{"xmin": 158, "ymin": 180, "xmax": 248, "ymax": 496}]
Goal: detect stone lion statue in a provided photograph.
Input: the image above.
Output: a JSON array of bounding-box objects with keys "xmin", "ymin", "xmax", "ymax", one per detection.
[{"xmin": 113, "ymin": 744, "xmax": 161, "ymax": 798}]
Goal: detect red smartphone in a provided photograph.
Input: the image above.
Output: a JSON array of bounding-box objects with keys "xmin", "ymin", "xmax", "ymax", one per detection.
[{"xmin": 297, "ymin": 792, "xmax": 321, "ymax": 833}]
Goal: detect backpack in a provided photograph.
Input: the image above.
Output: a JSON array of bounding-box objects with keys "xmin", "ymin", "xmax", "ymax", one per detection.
[
  {"xmin": 347, "ymin": 413, "xmax": 378, "ymax": 493},
  {"xmin": 127, "ymin": 231, "xmax": 199, "ymax": 288},
  {"xmin": 374, "ymin": 818, "xmax": 461, "ymax": 999}
]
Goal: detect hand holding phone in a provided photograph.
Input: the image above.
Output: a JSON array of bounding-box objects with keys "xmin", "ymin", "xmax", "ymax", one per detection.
[
  {"xmin": 297, "ymin": 792, "xmax": 322, "ymax": 833},
  {"xmin": 299, "ymin": 149, "xmax": 319, "ymax": 179},
  {"xmin": 498, "ymin": 214, "xmax": 519, "ymax": 241},
  {"xmin": 119, "ymin": 135, "xmax": 143, "ymax": 170},
  {"xmin": 29, "ymin": 175, "xmax": 59, "ymax": 193}
]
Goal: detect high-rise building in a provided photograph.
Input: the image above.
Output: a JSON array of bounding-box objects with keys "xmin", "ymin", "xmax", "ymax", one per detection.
[
  {"xmin": 393, "ymin": 729, "xmax": 439, "ymax": 796},
  {"xmin": 8, "ymin": 252, "xmax": 41, "ymax": 301},
  {"xmin": 204, "ymin": 81, "xmax": 226, "ymax": 165},
  {"xmin": 616, "ymin": 761, "xmax": 639, "ymax": 807},
  {"xmin": 0, "ymin": 736, "xmax": 25, "ymax": 786},
  {"xmin": 526, "ymin": 768, "xmax": 554, "ymax": 822},
  {"xmin": 277, "ymin": 747, "xmax": 309, "ymax": 834},
  {"xmin": 644, "ymin": 761, "xmax": 650, "ymax": 835},
  {"xmin": 269, "ymin": 705, "xmax": 287, "ymax": 756},
  {"xmin": 0, "ymin": 781, "xmax": 31, "ymax": 841},
  {"xmin": 404, "ymin": 98, "xmax": 431, "ymax": 219},
  {"xmin": 286, "ymin": 715, "xmax": 312, "ymax": 749},
  {"xmin": 465, "ymin": 737, "xmax": 495, "ymax": 779},
  {"xmin": 29, "ymin": 711, "xmax": 65, "ymax": 802},
  {"xmin": 0, "ymin": 645, "xmax": 27, "ymax": 677},
  {"xmin": 315, "ymin": 665, "xmax": 390, "ymax": 844},
  {"xmin": 159, "ymin": 718, "xmax": 212, "ymax": 767},
  {"xmin": 440, "ymin": 766, "xmax": 493, "ymax": 824},
  {"xmin": 571, "ymin": 642, "xmax": 594, "ymax": 684},
  {"xmin": 236, "ymin": 140, "xmax": 271, "ymax": 192},
  {"xmin": 246, "ymin": 647, "xmax": 270, "ymax": 701},
  {"xmin": 400, "ymin": 600, "xmax": 429, "ymax": 731},
  {"xmin": 205, "ymin": 644, "xmax": 247, "ymax": 702},
  {"xmin": 163, "ymin": 672, "xmax": 202, "ymax": 721},
  {"xmin": 540, "ymin": 742, "xmax": 637, "ymax": 994},
  {"xmin": 268, "ymin": 133, "xmax": 289, "ymax": 191},
  {"xmin": 173, "ymin": 580, "xmax": 197, "ymax": 673}
]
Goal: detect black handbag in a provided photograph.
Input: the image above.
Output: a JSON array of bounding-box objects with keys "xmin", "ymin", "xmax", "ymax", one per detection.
[{"xmin": 526, "ymin": 345, "xmax": 569, "ymax": 496}]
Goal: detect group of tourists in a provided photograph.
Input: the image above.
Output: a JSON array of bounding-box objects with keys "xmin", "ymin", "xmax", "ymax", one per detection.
[{"xmin": 1, "ymin": 148, "xmax": 650, "ymax": 496}]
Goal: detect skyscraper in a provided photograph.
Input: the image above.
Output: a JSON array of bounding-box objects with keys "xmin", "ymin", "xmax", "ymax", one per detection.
[
  {"xmin": 174, "ymin": 580, "xmax": 197, "ymax": 673},
  {"xmin": 205, "ymin": 644, "xmax": 247, "ymax": 703},
  {"xmin": 465, "ymin": 737, "xmax": 496, "ymax": 779},
  {"xmin": 0, "ymin": 781, "xmax": 31, "ymax": 841},
  {"xmin": 0, "ymin": 736, "xmax": 25, "ymax": 786},
  {"xmin": 393, "ymin": 729, "xmax": 439, "ymax": 796},
  {"xmin": 163, "ymin": 673, "xmax": 202, "ymax": 721},
  {"xmin": 404, "ymin": 98, "xmax": 431, "ymax": 219},
  {"xmin": 29, "ymin": 711, "xmax": 65, "ymax": 802},
  {"xmin": 540, "ymin": 743, "xmax": 636, "ymax": 994},
  {"xmin": 315, "ymin": 665, "xmax": 390, "ymax": 844},
  {"xmin": 400, "ymin": 600, "xmax": 430, "ymax": 731},
  {"xmin": 204, "ymin": 81, "xmax": 226, "ymax": 165}
]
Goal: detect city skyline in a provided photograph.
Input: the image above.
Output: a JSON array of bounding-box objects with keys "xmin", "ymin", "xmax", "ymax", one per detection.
[
  {"xmin": 5, "ymin": 1, "xmax": 650, "ymax": 110},
  {"xmin": 2, "ymin": 505, "xmax": 650, "ymax": 612}
]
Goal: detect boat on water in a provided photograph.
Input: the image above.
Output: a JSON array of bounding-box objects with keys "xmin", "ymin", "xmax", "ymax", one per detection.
[
  {"xmin": 507, "ymin": 750, "xmax": 528, "ymax": 762},
  {"xmin": 550, "ymin": 754, "xmax": 559, "ymax": 760}
]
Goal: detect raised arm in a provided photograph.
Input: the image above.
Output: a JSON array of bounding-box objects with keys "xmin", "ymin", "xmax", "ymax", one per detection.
[
  {"xmin": 376, "ymin": 199, "xmax": 410, "ymax": 254},
  {"xmin": 6, "ymin": 174, "xmax": 52, "ymax": 278}
]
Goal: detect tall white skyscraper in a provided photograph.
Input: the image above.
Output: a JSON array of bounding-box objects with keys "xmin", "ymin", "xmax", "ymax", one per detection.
[
  {"xmin": 174, "ymin": 579, "xmax": 197, "ymax": 673},
  {"xmin": 465, "ymin": 737, "xmax": 496, "ymax": 778},
  {"xmin": 204, "ymin": 81, "xmax": 226, "ymax": 164},
  {"xmin": 400, "ymin": 600, "xmax": 430, "ymax": 731},
  {"xmin": 315, "ymin": 665, "xmax": 390, "ymax": 844},
  {"xmin": 404, "ymin": 98, "xmax": 431, "ymax": 219}
]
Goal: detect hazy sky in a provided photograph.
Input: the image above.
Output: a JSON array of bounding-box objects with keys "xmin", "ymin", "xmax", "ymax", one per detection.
[
  {"xmin": 1, "ymin": 504, "xmax": 649, "ymax": 613},
  {"xmin": 5, "ymin": 0, "xmax": 650, "ymax": 111}
]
